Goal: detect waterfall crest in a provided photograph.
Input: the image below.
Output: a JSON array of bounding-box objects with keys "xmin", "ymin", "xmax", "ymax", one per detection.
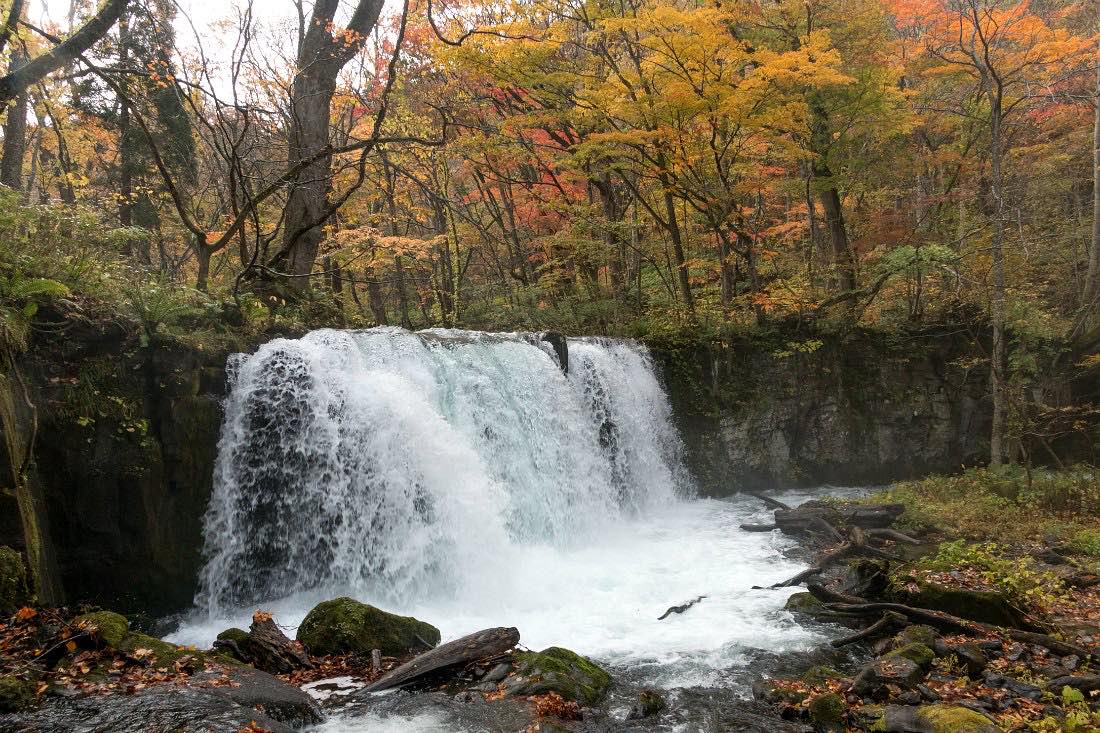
[{"xmin": 195, "ymin": 328, "xmax": 689, "ymax": 616}]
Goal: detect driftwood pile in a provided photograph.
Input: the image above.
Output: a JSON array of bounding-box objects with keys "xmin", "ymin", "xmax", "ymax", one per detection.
[{"xmin": 212, "ymin": 612, "xmax": 312, "ymax": 674}]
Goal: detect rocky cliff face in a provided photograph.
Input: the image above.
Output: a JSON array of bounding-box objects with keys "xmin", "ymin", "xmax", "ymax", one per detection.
[
  {"xmin": 1, "ymin": 322, "xmax": 994, "ymax": 618},
  {"xmin": 0, "ymin": 315, "xmax": 229, "ymax": 619},
  {"xmin": 655, "ymin": 328, "xmax": 991, "ymax": 493}
]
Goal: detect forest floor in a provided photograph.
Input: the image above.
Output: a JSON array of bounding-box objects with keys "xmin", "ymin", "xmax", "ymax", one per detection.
[{"xmin": 755, "ymin": 467, "xmax": 1100, "ymax": 732}]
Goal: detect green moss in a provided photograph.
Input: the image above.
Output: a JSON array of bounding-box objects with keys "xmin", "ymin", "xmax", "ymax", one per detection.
[
  {"xmin": 903, "ymin": 581, "xmax": 1027, "ymax": 628},
  {"xmin": 801, "ymin": 665, "xmax": 841, "ymax": 685},
  {"xmin": 215, "ymin": 627, "xmax": 249, "ymax": 644},
  {"xmin": 0, "ymin": 675, "xmax": 33, "ymax": 713},
  {"xmin": 511, "ymin": 647, "xmax": 612, "ymax": 705},
  {"xmin": 886, "ymin": 643, "xmax": 936, "ymax": 670},
  {"xmin": 893, "ymin": 624, "xmax": 938, "ymax": 649},
  {"xmin": 296, "ymin": 597, "xmax": 441, "ymax": 657},
  {"xmin": 74, "ymin": 611, "xmax": 129, "ymax": 648},
  {"xmin": 808, "ymin": 692, "xmax": 845, "ymax": 727},
  {"xmin": 915, "ymin": 704, "xmax": 1000, "ymax": 732},
  {"xmin": 0, "ymin": 546, "xmax": 28, "ymax": 614},
  {"xmin": 118, "ymin": 632, "xmax": 197, "ymax": 668}
]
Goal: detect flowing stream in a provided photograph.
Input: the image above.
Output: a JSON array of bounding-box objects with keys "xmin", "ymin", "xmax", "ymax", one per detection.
[{"xmin": 171, "ymin": 327, "xmax": 827, "ymax": 726}]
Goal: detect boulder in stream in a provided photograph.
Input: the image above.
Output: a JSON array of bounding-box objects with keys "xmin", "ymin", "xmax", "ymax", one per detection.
[
  {"xmin": 505, "ymin": 646, "xmax": 611, "ymax": 705},
  {"xmin": 296, "ymin": 597, "xmax": 441, "ymax": 656}
]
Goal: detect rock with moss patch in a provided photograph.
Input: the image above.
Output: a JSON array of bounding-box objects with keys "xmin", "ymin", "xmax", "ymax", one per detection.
[
  {"xmin": 865, "ymin": 704, "xmax": 1000, "ymax": 732},
  {"xmin": 0, "ymin": 546, "xmax": 29, "ymax": 614},
  {"xmin": 0, "ymin": 676, "xmax": 34, "ymax": 713},
  {"xmin": 808, "ymin": 692, "xmax": 846, "ymax": 732},
  {"xmin": 902, "ymin": 582, "xmax": 1029, "ymax": 628},
  {"xmin": 118, "ymin": 632, "xmax": 198, "ymax": 669},
  {"xmin": 296, "ymin": 597, "xmax": 440, "ymax": 657},
  {"xmin": 886, "ymin": 643, "xmax": 936, "ymax": 670},
  {"xmin": 507, "ymin": 647, "xmax": 611, "ymax": 705},
  {"xmin": 752, "ymin": 677, "xmax": 809, "ymax": 705},
  {"xmin": 892, "ymin": 625, "xmax": 939, "ymax": 649},
  {"xmin": 216, "ymin": 627, "xmax": 249, "ymax": 644},
  {"xmin": 784, "ymin": 592, "xmax": 851, "ymax": 621},
  {"xmin": 852, "ymin": 656, "xmax": 926, "ymax": 699},
  {"xmin": 802, "ymin": 665, "xmax": 842, "ymax": 685},
  {"xmin": 75, "ymin": 611, "xmax": 129, "ymax": 648}
]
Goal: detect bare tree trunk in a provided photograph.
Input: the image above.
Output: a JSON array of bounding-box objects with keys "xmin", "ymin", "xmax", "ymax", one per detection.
[
  {"xmin": 659, "ymin": 168, "xmax": 694, "ymax": 315},
  {"xmin": 0, "ymin": 41, "xmax": 28, "ymax": 190},
  {"xmin": 1080, "ymin": 56, "xmax": 1100, "ymax": 318},
  {"xmin": 278, "ymin": 0, "xmax": 384, "ymax": 288},
  {"xmin": 818, "ymin": 185, "xmax": 855, "ymax": 294},
  {"xmin": 989, "ymin": 102, "xmax": 1007, "ymax": 467}
]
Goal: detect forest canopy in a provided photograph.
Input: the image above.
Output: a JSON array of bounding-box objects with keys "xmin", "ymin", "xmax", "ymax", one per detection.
[{"xmin": 0, "ymin": 0, "xmax": 1098, "ymax": 465}]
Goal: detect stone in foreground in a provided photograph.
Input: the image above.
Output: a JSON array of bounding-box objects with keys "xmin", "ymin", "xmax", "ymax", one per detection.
[{"xmin": 296, "ymin": 596, "xmax": 441, "ymax": 656}]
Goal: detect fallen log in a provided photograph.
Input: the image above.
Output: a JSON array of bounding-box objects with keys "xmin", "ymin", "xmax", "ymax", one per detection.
[
  {"xmin": 774, "ymin": 503, "xmax": 905, "ymax": 534},
  {"xmin": 810, "ymin": 517, "xmax": 845, "ymax": 543},
  {"xmin": 365, "ymin": 627, "xmax": 520, "ymax": 692},
  {"xmin": 1045, "ymin": 675, "xmax": 1100, "ymax": 693},
  {"xmin": 745, "ymin": 491, "xmax": 791, "ymax": 511},
  {"xmin": 658, "ymin": 595, "xmax": 706, "ymax": 620},
  {"xmin": 212, "ymin": 612, "xmax": 312, "ymax": 675},
  {"xmin": 740, "ymin": 523, "xmax": 778, "ymax": 532},
  {"xmin": 807, "ymin": 581, "xmax": 867, "ymax": 605},
  {"xmin": 830, "ymin": 611, "xmax": 907, "ymax": 648},
  {"xmin": 866, "ymin": 528, "xmax": 922, "ymax": 545},
  {"xmin": 769, "ymin": 566, "xmax": 825, "ymax": 589}
]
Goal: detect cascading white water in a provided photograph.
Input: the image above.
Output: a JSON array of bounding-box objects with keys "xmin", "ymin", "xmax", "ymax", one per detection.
[
  {"xmin": 195, "ymin": 328, "xmax": 688, "ymax": 617},
  {"xmin": 175, "ymin": 327, "xmax": 827, "ymax": 697}
]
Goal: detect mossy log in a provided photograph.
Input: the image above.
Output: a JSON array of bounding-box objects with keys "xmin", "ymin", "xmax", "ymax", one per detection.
[{"xmin": 773, "ymin": 503, "xmax": 905, "ymax": 533}]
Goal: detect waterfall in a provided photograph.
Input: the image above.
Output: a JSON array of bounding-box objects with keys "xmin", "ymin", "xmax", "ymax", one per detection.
[{"xmin": 195, "ymin": 328, "xmax": 690, "ymax": 617}]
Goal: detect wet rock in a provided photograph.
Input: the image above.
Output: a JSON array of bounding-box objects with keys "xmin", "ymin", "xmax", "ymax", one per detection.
[
  {"xmin": 507, "ymin": 647, "xmax": 611, "ymax": 705},
  {"xmin": 345, "ymin": 688, "xmax": 534, "ymax": 731},
  {"xmin": 1005, "ymin": 642, "xmax": 1026, "ymax": 661},
  {"xmin": 983, "ymin": 672, "xmax": 1042, "ymax": 701},
  {"xmin": 200, "ymin": 666, "xmax": 322, "ymax": 728},
  {"xmin": 949, "ymin": 643, "xmax": 987, "ymax": 678},
  {"xmin": 1, "ymin": 687, "xmax": 296, "ymax": 733},
  {"xmin": 0, "ymin": 547, "xmax": 29, "ymax": 614},
  {"xmin": 296, "ymin": 597, "xmax": 440, "ymax": 657},
  {"xmin": 73, "ymin": 611, "xmax": 129, "ymax": 649},
  {"xmin": 896, "ymin": 690, "xmax": 922, "ymax": 705},
  {"xmin": 852, "ymin": 656, "xmax": 925, "ymax": 699},
  {"xmin": 1045, "ymin": 675, "xmax": 1100, "ymax": 693},
  {"xmin": 916, "ymin": 684, "xmax": 941, "ymax": 702},
  {"xmin": 0, "ymin": 676, "xmax": 34, "ymax": 713},
  {"xmin": 627, "ymin": 688, "xmax": 667, "ymax": 719},
  {"xmin": 482, "ymin": 662, "xmax": 511, "ymax": 683},
  {"xmin": 784, "ymin": 592, "xmax": 852, "ymax": 621},
  {"xmin": 808, "ymin": 692, "xmax": 845, "ymax": 732}
]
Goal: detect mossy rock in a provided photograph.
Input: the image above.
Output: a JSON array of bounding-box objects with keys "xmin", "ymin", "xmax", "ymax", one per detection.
[
  {"xmin": 0, "ymin": 546, "xmax": 29, "ymax": 614},
  {"xmin": 808, "ymin": 692, "xmax": 845, "ymax": 731},
  {"xmin": 0, "ymin": 675, "xmax": 34, "ymax": 713},
  {"xmin": 886, "ymin": 643, "xmax": 935, "ymax": 670},
  {"xmin": 903, "ymin": 582, "xmax": 1027, "ymax": 628},
  {"xmin": 893, "ymin": 625, "xmax": 938, "ymax": 649},
  {"xmin": 296, "ymin": 597, "xmax": 440, "ymax": 657},
  {"xmin": 118, "ymin": 632, "xmax": 198, "ymax": 669},
  {"xmin": 802, "ymin": 665, "xmax": 842, "ymax": 685},
  {"xmin": 866, "ymin": 704, "xmax": 1000, "ymax": 732},
  {"xmin": 509, "ymin": 647, "xmax": 612, "ymax": 705},
  {"xmin": 784, "ymin": 592, "xmax": 851, "ymax": 621},
  {"xmin": 74, "ymin": 611, "xmax": 129, "ymax": 648},
  {"xmin": 216, "ymin": 627, "xmax": 249, "ymax": 644}
]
